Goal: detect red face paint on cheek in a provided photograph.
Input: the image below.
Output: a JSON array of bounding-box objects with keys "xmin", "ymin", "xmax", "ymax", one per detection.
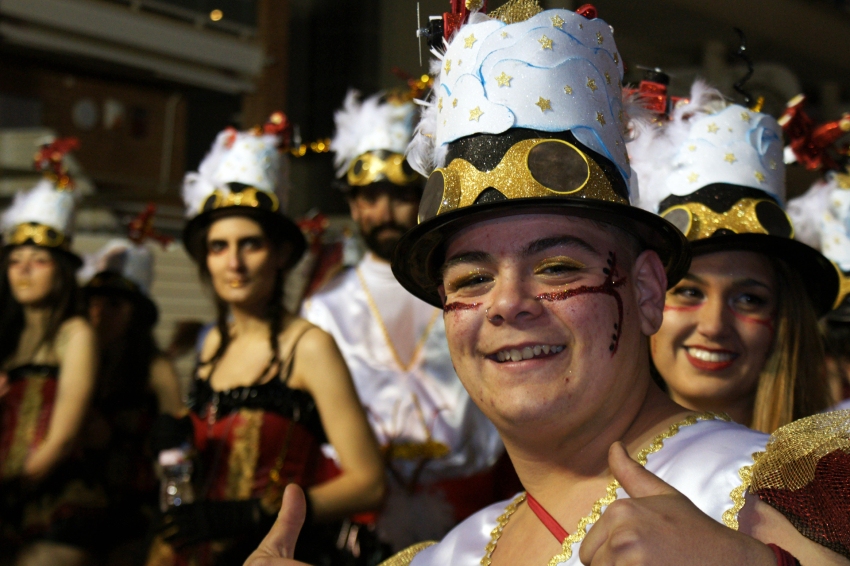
[
  {"xmin": 730, "ymin": 309, "xmax": 775, "ymax": 333},
  {"xmin": 536, "ymin": 251, "xmax": 626, "ymax": 356},
  {"xmin": 443, "ymin": 302, "xmax": 482, "ymax": 313},
  {"xmin": 664, "ymin": 304, "xmax": 700, "ymax": 313}
]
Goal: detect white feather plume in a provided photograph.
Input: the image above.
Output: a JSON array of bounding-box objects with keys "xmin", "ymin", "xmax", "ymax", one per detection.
[
  {"xmin": 331, "ymin": 90, "xmax": 417, "ymax": 178},
  {"xmin": 1, "ymin": 178, "xmax": 80, "ymax": 234},
  {"xmin": 181, "ymin": 128, "xmax": 232, "ymax": 217},
  {"xmin": 787, "ymin": 177, "xmax": 835, "ymax": 249},
  {"xmin": 406, "ymin": 55, "xmax": 448, "ymax": 177},
  {"xmin": 629, "ymin": 80, "xmax": 727, "ymax": 213}
]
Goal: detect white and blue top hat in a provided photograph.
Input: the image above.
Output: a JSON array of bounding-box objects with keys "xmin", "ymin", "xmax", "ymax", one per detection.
[
  {"xmin": 630, "ymin": 80, "xmax": 839, "ymax": 315},
  {"xmin": 392, "ymin": 4, "xmax": 689, "ymax": 308}
]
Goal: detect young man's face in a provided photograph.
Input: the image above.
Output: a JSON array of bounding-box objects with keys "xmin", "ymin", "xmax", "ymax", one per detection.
[
  {"xmin": 349, "ymin": 184, "xmax": 420, "ymax": 261},
  {"xmin": 438, "ymin": 213, "xmax": 667, "ymax": 435}
]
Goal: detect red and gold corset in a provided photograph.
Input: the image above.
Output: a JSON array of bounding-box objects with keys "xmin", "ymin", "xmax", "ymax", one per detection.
[
  {"xmin": 188, "ymin": 377, "xmax": 326, "ymax": 513},
  {"xmin": 0, "ymin": 365, "xmax": 58, "ymax": 480}
]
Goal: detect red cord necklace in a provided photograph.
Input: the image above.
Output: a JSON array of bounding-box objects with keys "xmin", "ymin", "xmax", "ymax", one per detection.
[{"xmin": 526, "ymin": 493, "xmax": 569, "ymax": 542}]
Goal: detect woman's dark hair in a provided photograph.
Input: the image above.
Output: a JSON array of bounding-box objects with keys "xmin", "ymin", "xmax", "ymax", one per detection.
[
  {"xmin": 0, "ymin": 247, "xmax": 81, "ymax": 367},
  {"xmin": 89, "ymin": 292, "xmax": 160, "ymax": 407},
  {"xmin": 196, "ymin": 212, "xmax": 291, "ymax": 365}
]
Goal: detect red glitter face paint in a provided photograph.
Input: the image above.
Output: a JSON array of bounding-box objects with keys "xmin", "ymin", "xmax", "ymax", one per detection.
[
  {"xmin": 664, "ymin": 304, "xmax": 700, "ymax": 313},
  {"xmin": 730, "ymin": 309, "xmax": 775, "ymax": 333},
  {"xmin": 444, "ymin": 301, "xmax": 482, "ymax": 313},
  {"xmin": 537, "ymin": 251, "xmax": 626, "ymax": 355}
]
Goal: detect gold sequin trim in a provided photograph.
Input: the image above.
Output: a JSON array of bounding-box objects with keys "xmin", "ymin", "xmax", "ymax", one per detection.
[
  {"xmin": 482, "ymin": 493, "xmax": 527, "ymax": 566},
  {"xmin": 722, "ymin": 453, "xmax": 759, "ymax": 530},
  {"xmin": 489, "ymin": 0, "xmax": 543, "ymax": 23},
  {"xmin": 481, "ymin": 412, "xmax": 726, "ymax": 566},
  {"xmin": 225, "ymin": 408, "xmax": 263, "ymax": 500},
  {"xmin": 1, "ymin": 377, "xmax": 48, "ymax": 479},
  {"xmin": 379, "ymin": 541, "xmax": 438, "ymax": 566}
]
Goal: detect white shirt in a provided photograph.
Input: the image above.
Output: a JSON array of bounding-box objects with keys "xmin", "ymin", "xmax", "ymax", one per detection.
[{"xmin": 408, "ymin": 416, "xmax": 768, "ymax": 566}]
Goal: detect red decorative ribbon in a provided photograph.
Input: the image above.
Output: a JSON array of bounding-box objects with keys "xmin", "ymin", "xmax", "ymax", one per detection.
[
  {"xmin": 526, "ymin": 493, "xmax": 569, "ymax": 543},
  {"xmin": 767, "ymin": 544, "xmax": 801, "ymax": 566}
]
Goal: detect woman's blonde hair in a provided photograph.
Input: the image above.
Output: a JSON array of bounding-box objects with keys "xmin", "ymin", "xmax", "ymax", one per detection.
[{"xmin": 750, "ymin": 258, "xmax": 831, "ymax": 433}]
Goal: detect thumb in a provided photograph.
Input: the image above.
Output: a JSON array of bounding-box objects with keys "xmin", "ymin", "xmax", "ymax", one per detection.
[
  {"xmin": 609, "ymin": 441, "xmax": 679, "ymax": 499},
  {"xmin": 255, "ymin": 484, "xmax": 306, "ymax": 559}
]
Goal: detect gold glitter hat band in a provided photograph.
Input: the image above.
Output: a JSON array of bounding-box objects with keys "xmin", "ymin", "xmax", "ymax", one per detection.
[
  {"xmin": 659, "ymin": 198, "xmax": 794, "ymax": 241},
  {"xmin": 345, "ymin": 151, "xmax": 421, "ymax": 188},
  {"xmin": 419, "ymin": 138, "xmax": 626, "ymax": 223},
  {"xmin": 200, "ymin": 185, "xmax": 279, "ymax": 214},
  {"xmin": 3, "ymin": 222, "xmax": 83, "ymax": 268}
]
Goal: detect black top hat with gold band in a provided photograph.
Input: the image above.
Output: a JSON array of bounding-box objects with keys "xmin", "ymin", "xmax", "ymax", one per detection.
[
  {"xmin": 631, "ymin": 81, "xmax": 839, "ymax": 316},
  {"xmin": 331, "ymin": 90, "xmax": 423, "ymax": 192},
  {"xmin": 181, "ymin": 113, "xmax": 306, "ymax": 268},
  {"xmin": 391, "ymin": 4, "xmax": 690, "ymax": 307},
  {"xmin": 1, "ymin": 138, "xmax": 83, "ymax": 268}
]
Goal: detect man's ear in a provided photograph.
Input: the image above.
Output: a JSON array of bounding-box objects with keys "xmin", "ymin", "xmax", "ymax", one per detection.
[
  {"xmin": 632, "ymin": 249, "xmax": 667, "ymax": 336},
  {"xmin": 348, "ymin": 196, "xmax": 361, "ymax": 223}
]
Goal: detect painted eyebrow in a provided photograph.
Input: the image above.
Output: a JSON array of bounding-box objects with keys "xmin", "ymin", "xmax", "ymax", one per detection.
[
  {"xmin": 441, "ymin": 251, "xmax": 493, "ymax": 276},
  {"xmin": 522, "ymin": 236, "xmax": 598, "ymax": 258}
]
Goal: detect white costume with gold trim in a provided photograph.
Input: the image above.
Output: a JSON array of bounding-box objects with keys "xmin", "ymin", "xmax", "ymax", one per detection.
[
  {"xmin": 395, "ymin": 417, "xmax": 767, "ymax": 566},
  {"xmin": 302, "ymin": 253, "xmax": 504, "ymax": 550}
]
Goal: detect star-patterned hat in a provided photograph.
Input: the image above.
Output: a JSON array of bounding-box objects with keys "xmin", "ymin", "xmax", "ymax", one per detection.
[
  {"xmin": 331, "ymin": 90, "xmax": 422, "ymax": 190},
  {"xmin": 630, "ymin": 80, "xmax": 839, "ymax": 315},
  {"xmin": 181, "ymin": 112, "xmax": 306, "ymax": 266},
  {"xmin": 1, "ymin": 137, "xmax": 83, "ymax": 268},
  {"xmin": 393, "ymin": 2, "xmax": 689, "ymax": 308}
]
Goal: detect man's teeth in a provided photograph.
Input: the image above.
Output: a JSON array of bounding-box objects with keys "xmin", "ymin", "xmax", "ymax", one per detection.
[
  {"xmin": 687, "ymin": 348, "xmax": 735, "ymax": 362},
  {"xmin": 496, "ymin": 345, "xmax": 564, "ymax": 362}
]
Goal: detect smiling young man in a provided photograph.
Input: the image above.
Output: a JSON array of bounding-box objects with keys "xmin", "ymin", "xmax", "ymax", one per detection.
[{"xmin": 246, "ymin": 5, "xmax": 850, "ymax": 566}]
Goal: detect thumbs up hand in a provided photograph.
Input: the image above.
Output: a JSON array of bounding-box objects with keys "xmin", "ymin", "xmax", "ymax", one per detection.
[
  {"xmin": 243, "ymin": 484, "xmax": 312, "ymax": 566},
  {"xmin": 578, "ymin": 442, "xmax": 775, "ymax": 566}
]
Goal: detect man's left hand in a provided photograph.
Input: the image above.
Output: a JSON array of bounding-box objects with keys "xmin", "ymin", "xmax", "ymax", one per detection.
[{"xmin": 579, "ymin": 442, "xmax": 776, "ymax": 565}]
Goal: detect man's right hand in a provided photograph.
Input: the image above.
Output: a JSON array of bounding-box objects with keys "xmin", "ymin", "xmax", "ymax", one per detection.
[{"xmin": 243, "ymin": 484, "xmax": 312, "ymax": 566}]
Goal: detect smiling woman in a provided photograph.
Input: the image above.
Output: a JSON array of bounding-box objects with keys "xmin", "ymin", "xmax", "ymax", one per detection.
[{"xmin": 631, "ymin": 80, "xmax": 836, "ymax": 433}]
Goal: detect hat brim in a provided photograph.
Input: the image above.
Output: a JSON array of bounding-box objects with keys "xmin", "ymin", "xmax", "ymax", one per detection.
[
  {"xmin": 182, "ymin": 207, "xmax": 307, "ymax": 269},
  {"xmin": 391, "ymin": 197, "xmax": 691, "ymax": 308},
  {"xmin": 691, "ymin": 233, "xmax": 840, "ymax": 317},
  {"xmin": 84, "ymin": 280, "xmax": 159, "ymax": 326},
  {"xmin": 2, "ymin": 244, "xmax": 83, "ymax": 270}
]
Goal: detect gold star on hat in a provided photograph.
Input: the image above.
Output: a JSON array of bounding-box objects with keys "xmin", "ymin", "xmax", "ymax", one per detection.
[
  {"xmin": 596, "ymin": 112, "xmax": 606, "ymax": 126},
  {"xmin": 550, "ymin": 14, "xmax": 565, "ymax": 28},
  {"xmin": 707, "ymin": 123, "xmax": 719, "ymax": 133},
  {"xmin": 469, "ymin": 107, "xmax": 484, "ymax": 121},
  {"xmin": 495, "ymin": 72, "xmax": 513, "ymax": 87},
  {"xmin": 464, "ymin": 34, "xmax": 477, "ymax": 48},
  {"xmin": 741, "ymin": 112, "xmax": 751, "ymax": 122},
  {"xmin": 564, "ymin": 85, "xmax": 573, "ymax": 95},
  {"xmin": 538, "ymin": 35, "xmax": 553, "ymax": 50},
  {"xmin": 587, "ymin": 78, "xmax": 598, "ymax": 92},
  {"xmin": 605, "ymin": 72, "xmax": 611, "ymax": 85},
  {"xmin": 724, "ymin": 153, "xmax": 737, "ymax": 164},
  {"xmin": 444, "ymin": 59, "xmax": 452, "ymax": 74},
  {"xmin": 596, "ymin": 32, "xmax": 604, "ymax": 44},
  {"xmin": 754, "ymin": 170, "xmax": 766, "ymax": 182},
  {"xmin": 535, "ymin": 97, "xmax": 552, "ymax": 112},
  {"xmin": 688, "ymin": 172, "xmax": 700, "ymax": 183}
]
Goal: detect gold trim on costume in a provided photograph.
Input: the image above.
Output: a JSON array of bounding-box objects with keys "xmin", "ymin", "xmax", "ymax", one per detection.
[
  {"xmin": 481, "ymin": 412, "xmax": 728, "ymax": 566},
  {"xmin": 489, "ymin": 0, "xmax": 544, "ymax": 23},
  {"xmin": 835, "ymin": 267, "xmax": 850, "ymax": 310},
  {"xmin": 378, "ymin": 541, "xmax": 438, "ymax": 566},
  {"xmin": 425, "ymin": 138, "xmax": 626, "ymax": 222},
  {"xmin": 356, "ymin": 268, "xmax": 440, "ymax": 371},
  {"xmin": 346, "ymin": 151, "xmax": 421, "ymax": 187},
  {"xmin": 225, "ymin": 409, "xmax": 264, "ymax": 500},
  {"xmin": 660, "ymin": 198, "xmax": 793, "ymax": 241},
  {"xmin": 722, "ymin": 455, "xmax": 758, "ymax": 530},
  {"xmin": 7, "ymin": 223, "xmax": 68, "ymax": 250},
  {"xmin": 1, "ymin": 377, "xmax": 48, "ymax": 479}
]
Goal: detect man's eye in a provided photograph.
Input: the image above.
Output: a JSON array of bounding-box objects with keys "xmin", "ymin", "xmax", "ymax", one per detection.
[{"xmin": 446, "ymin": 273, "xmax": 492, "ymax": 291}]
